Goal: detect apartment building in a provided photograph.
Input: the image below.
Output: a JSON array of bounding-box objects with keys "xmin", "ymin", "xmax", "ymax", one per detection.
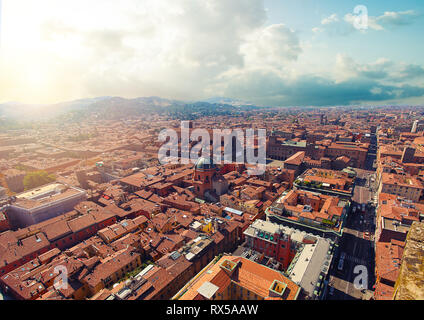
[{"xmin": 378, "ymin": 173, "xmax": 424, "ymax": 202}]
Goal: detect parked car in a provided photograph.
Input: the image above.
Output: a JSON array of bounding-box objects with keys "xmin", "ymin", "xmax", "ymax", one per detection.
[{"xmin": 338, "ymin": 252, "xmax": 346, "ymax": 271}]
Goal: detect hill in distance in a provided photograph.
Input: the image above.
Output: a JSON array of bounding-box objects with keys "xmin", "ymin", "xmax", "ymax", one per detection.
[{"xmin": 0, "ymin": 96, "xmax": 262, "ymax": 123}]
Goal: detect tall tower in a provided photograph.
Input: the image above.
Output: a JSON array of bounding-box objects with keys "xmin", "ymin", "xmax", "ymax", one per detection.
[
  {"xmin": 401, "ymin": 146, "xmax": 416, "ymax": 164},
  {"xmin": 411, "ymin": 120, "xmax": 419, "ymax": 133},
  {"xmin": 76, "ymin": 169, "xmax": 89, "ymax": 189}
]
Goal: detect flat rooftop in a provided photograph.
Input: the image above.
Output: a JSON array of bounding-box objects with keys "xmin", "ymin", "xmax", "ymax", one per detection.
[
  {"xmin": 287, "ymin": 237, "xmax": 332, "ymax": 296},
  {"xmin": 281, "ymin": 140, "xmax": 307, "ymax": 147},
  {"xmin": 17, "ymin": 183, "xmax": 66, "ymax": 200},
  {"xmin": 382, "ymin": 218, "xmax": 410, "ymax": 234},
  {"xmin": 244, "ymin": 219, "xmax": 308, "ymax": 243},
  {"xmin": 13, "ymin": 183, "xmax": 86, "ymax": 210}
]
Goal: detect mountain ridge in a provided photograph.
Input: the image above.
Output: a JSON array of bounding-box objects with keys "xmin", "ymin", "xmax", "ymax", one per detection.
[{"xmin": 0, "ymin": 96, "xmax": 262, "ymax": 122}]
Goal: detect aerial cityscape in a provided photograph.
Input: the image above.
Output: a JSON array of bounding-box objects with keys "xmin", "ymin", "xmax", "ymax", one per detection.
[{"xmin": 1, "ymin": 0, "xmax": 424, "ymax": 306}]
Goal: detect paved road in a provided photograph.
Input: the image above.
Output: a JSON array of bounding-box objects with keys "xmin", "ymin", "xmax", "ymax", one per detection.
[{"xmin": 327, "ymin": 170, "xmax": 376, "ymax": 300}]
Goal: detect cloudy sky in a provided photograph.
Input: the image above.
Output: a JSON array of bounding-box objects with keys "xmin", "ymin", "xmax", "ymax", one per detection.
[{"xmin": 0, "ymin": 0, "xmax": 423, "ymax": 106}]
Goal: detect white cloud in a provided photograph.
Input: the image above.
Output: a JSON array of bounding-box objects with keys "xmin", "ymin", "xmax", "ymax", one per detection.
[
  {"xmin": 312, "ymin": 27, "xmax": 322, "ymax": 34},
  {"xmin": 317, "ymin": 13, "xmax": 357, "ymax": 36},
  {"xmin": 321, "ymin": 13, "xmax": 339, "ymax": 25},
  {"xmin": 240, "ymin": 24, "xmax": 301, "ymax": 72},
  {"xmin": 314, "ymin": 9, "xmax": 421, "ymax": 36},
  {"xmin": 1, "ymin": 0, "xmax": 301, "ymax": 103},
  {"xmin": 333, "ymin": 53, "xmax": 424, "ymax": 87},
  {"xmin": 0, "ymin": 1, "xmax": 423, "ymax": 106},
  {"xmin": 376, "ymin": 10, "xmax": 421, "ymax": 27},
  {"xmin": 345, "ymin": 9, "xmax": 421, "ymax": 31}
]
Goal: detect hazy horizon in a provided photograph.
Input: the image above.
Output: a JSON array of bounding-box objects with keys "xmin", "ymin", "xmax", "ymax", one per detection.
[{"xmin": 0, "ymin": 0, "xmax": 424, "ymax": 107}]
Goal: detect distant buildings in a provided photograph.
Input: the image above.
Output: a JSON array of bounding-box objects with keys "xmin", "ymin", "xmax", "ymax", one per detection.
[
  {"xmin": 321, "ymin": 141, "xmax": 368, "ymax": 169},
  {"xmin": 267, "ymin": 136, "xmax": 307, "ymax": 161},
  {"xmin": 6, "ymin": 183, "xmax": 87, "ymax": 228},
  {"xmin": 267, "ymin": 134, "xmax": 369, "ymax": 170}
]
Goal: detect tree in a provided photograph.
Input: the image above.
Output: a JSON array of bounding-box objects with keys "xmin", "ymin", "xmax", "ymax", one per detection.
[{"xmin": 23, "ymin": 171, "xmax": 56, "ymax": 190}]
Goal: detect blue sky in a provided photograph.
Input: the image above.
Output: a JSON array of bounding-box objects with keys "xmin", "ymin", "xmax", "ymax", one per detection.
[
  {"xmin": 0, "ymin": 0, "xmax": 423, "ymax": 106},
  {"xmin": 265, "ymin": 0, "xmax": 424, "ymax": 64}
]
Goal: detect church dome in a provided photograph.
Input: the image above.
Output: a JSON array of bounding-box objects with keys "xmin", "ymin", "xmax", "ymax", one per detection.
[{"xmin": 194, "ymin": 157, "xmax": 216, "ymax": 171}]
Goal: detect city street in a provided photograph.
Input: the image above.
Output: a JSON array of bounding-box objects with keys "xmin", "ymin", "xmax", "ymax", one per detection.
[{"xmin": 327, "ymin": 169, "xmax": 376, "ymax": 300}]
